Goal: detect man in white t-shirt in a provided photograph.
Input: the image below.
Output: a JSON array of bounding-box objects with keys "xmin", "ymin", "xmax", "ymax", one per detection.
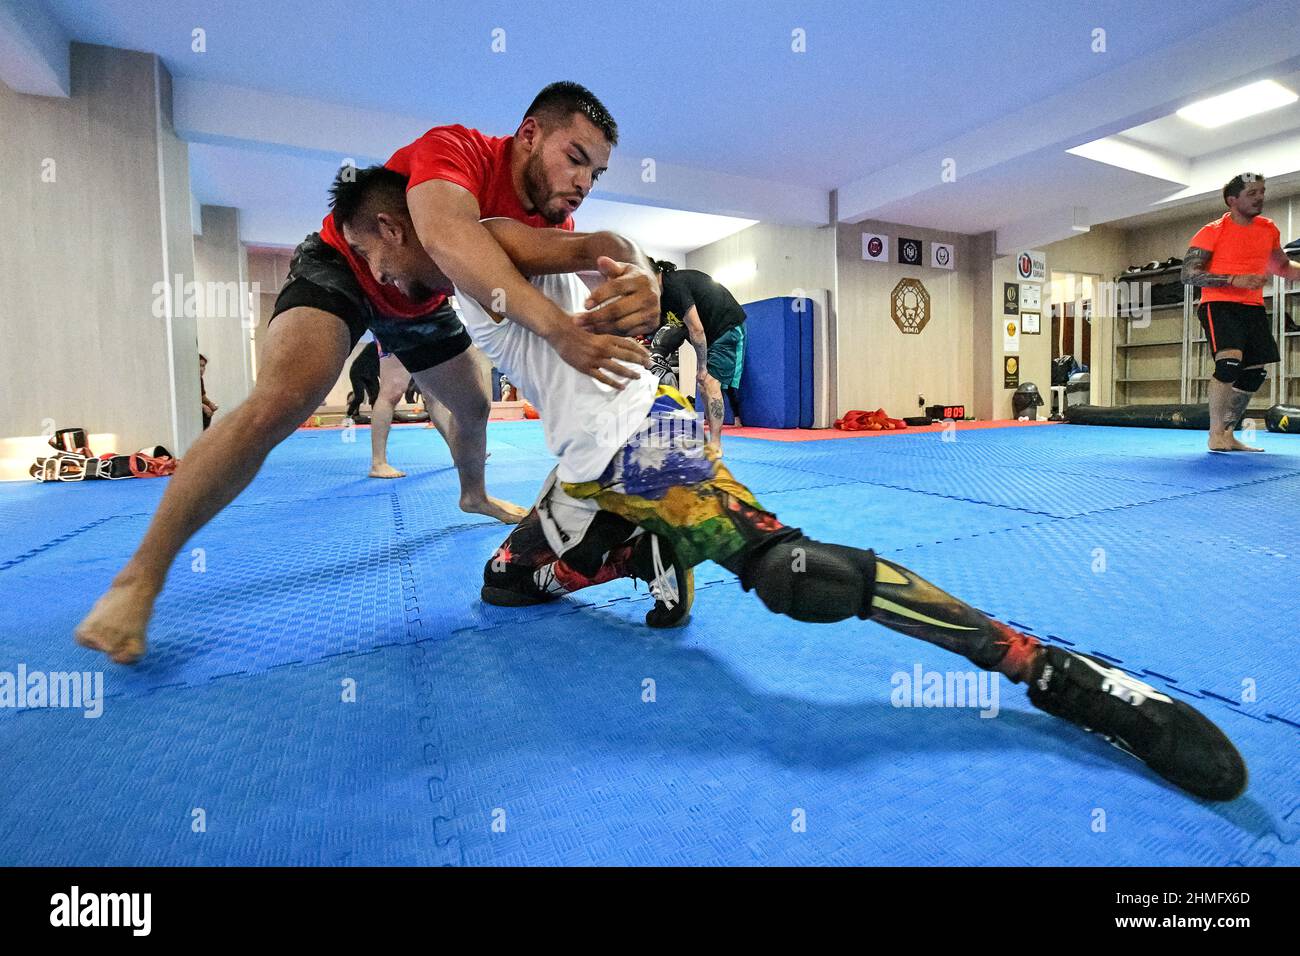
[{"xmin": 336, "ymin": 184, "xmax": 1248, "ymax": 803}]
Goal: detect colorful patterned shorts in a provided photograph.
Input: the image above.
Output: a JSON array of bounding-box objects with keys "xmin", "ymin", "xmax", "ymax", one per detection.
[{"xmin": 561, "ymin": 385, "xmax": 791, "ymax": 569}]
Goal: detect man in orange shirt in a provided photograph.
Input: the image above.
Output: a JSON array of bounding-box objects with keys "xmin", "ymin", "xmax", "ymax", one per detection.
[{"xmin": 1182, "ymin": 173, "xmax": 1300, "ymax": 451}]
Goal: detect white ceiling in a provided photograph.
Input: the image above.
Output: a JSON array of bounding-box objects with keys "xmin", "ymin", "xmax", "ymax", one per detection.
[
  {"xmin": 1121, "ymin": 70, "xmax": 1300, "ymax": 155},
  {"xmin": 10, "ymin": 0, "xmax": 1300, "ymax": 252},
  {"xmin": 35, "ymin": 0, "xmax": 1251, "ymax": 184},
  {"xmin": 1104, "ymin": 176, "xmax": 1300, "ymax": 230}
]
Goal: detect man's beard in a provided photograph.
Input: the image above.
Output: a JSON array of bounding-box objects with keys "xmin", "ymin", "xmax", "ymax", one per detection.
[{"xmin": 523, "ymin": 153, "xmax": 571, "ymax": 225}]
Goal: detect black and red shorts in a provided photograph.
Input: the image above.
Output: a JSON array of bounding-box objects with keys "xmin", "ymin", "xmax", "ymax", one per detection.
[
  {"xmin": 1197, "ymin": 301, "xmax": 1279, "ymax": 366},
  {"xmin": 270, "ymin": 233, "xmax": 470, "ymax": 373}
]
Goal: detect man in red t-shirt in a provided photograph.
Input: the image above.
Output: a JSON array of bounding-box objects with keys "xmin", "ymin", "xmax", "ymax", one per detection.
[
  {"xmin": 76, "ymin": 82, "xmax": 661, "ymax": 664},
  {"xmin": 1182, "ymin": 172, "xmax": 1300, "ymax": 451}
]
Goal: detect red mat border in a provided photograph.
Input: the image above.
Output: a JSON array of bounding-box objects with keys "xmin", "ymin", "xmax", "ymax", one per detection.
[{"xmin": 721, "ymin": 420, "xmax": 1061, "ymax": 442}]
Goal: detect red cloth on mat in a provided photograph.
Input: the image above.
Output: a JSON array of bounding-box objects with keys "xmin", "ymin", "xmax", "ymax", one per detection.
[{"xmin": 834, "ymin": 408, "xmax": 907, "ymax": 431}]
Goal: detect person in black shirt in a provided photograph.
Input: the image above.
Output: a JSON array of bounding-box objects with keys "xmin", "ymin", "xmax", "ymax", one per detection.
[{"xmin": 650, "ymin": 262, "xmax": 747, "ymax": 451}]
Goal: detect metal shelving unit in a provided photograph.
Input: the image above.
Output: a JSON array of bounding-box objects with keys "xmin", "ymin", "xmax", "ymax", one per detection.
[
  {"xmin": 1112, "ymin": 296, "xmax": 1184, "ymax": 406},
  {"xmin": 1283, "ymin": 275, "xmax": 1300, "ymax": 407}
]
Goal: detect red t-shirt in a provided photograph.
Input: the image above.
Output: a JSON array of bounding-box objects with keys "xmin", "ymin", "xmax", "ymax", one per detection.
[
  {"xmin": 319, "ymin": 125, "xmax": 574, "ymax": 319},
  {"xmin": 1189, "ymin": 213, "xmax": 1280, "ymax": 306}
]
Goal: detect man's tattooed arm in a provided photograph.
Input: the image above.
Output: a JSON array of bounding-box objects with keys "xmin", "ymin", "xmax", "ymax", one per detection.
[{"xmin": 1180, "ymin": 247, "xmax": 1233, "ymax": 287}]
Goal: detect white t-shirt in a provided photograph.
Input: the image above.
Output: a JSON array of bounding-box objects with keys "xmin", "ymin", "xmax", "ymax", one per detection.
[{"xmin": 452, "ymin": 272, "xmax": 658, "ymax": 482}]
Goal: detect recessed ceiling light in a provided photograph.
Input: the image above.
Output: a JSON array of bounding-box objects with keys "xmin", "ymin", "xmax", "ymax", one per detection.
[{"xmin": 1176, "ymin": 80, "xmax": 1298, "ymax": 129}]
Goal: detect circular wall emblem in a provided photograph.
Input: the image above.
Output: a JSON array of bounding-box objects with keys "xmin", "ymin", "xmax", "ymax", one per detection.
[
  {"xmin": 1017, "ymin": 253, "xmax": 1033, "ymax": 278},
  {"xmin": 935, "ymin": 246, "xmax": 950, "ymax": 267},
  {"xmin": 1007, "ymin": 321, "xmax": 1017, "ymax": 336},
  {"xmin": 867, "ymin": 236, "xmax": 883, "ymax": 258},
  {"xmin": 1006, "ymin": 357, "xmax": 1018, "ymax": 374},
  {"xmin": 1006, "ymin": 286, "xmax": 1017, "ymax": 303},
  {"xmin": 903, "ymin": 241, "xmax": 919, "ymax": 261},
  {"xmin": 891, "ymin": 278, "xmax": 931, "ymax": 334}
]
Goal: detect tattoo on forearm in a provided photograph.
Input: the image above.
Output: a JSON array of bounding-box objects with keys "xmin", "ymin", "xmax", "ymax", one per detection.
[{"xmin": 1181, "ymin": 248, "xmax": 1231, "ymax": 287}]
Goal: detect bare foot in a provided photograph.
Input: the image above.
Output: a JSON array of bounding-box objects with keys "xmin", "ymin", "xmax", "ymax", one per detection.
[
  {"xmin": 461, "ymin": 495, "xmax": 527, "ymax": 523},
  {"xmin": 75, "ymin": 580, "xmax": 155, "ymax": 665},
  {"xmin": 369, "ymin": 463, "xmax": 406, "ymax": 479},
  {"xmin": 1208, "ymin": 434, "xmax": 1264, "ymax": 453}
]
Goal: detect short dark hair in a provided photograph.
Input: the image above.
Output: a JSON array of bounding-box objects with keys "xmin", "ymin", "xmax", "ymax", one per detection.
[
  {"xmin": 651, "ymin": 259, "xmax": 677, "ymax": 275},
  {"xmin": 329, "ymin": 164, "xmax": 411, "ymax": 233},
  {"xmin": 1223, "ymin": 172, "xmax": 1264, "ymax": 205},
  {"xmin": 524, "ymin": 81, "xmax": 618, "ymax": 145}
]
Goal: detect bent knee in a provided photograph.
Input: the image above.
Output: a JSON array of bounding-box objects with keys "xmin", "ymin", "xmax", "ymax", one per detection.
[{"xmin": 376, "ymin": 385, "xmax": 406, "ymax": 407}]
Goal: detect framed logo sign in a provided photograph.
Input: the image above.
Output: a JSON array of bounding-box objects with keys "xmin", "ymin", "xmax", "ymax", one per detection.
[
  {"xmin": 1016, "ymin": 250, "xmax": 1047, "ymax": 281},
  {"xmin": 891, "ymin": 278, "xmax": 931, "ymax": 334},
  {"xmin": 862, "ymin": 233, "xmax": 889, "ymax": 262}
]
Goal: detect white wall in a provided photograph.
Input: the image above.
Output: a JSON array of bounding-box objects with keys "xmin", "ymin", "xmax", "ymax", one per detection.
[
  {"xmin": 0, "ymin": 43, "xmax": 199, "ymax": 464},
  {"xmin": 686, "ymin": 221, "xmax": 836, "ymax": 304},
  {"xmin": 836, "ymin": 221, "xmax": 979, "ymax": 418},
  {"xmin": 193, "ymin": 205, "xmax": 255, "ymax": 421}
]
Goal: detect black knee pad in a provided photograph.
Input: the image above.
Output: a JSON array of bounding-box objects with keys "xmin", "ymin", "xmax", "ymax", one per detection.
[
  {"xmin": 1213, "ymin": 357, "xmax": 1242, "ymax": 384},
  {"xmin": 740, "ymin": 536, "xmax": 876, "ymax": 624},
  {"xmin": 1235, "ymin": 367, "xmax": 1267, "ymax": 393}
]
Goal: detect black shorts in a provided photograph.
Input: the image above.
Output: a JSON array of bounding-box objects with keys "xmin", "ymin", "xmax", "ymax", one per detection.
[
  {"xmin": 1197, "ymin": 301, "xmax": 1279, "ymax": 366},
  {"xmin": 270, "ymin": 233, "xmax": 471, "ymax": 374}
]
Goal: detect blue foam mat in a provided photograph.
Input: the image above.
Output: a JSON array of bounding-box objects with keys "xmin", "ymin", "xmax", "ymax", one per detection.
[{"xmin": 0, "ymin": 421, "xmax": 1296, "ymax": 865}]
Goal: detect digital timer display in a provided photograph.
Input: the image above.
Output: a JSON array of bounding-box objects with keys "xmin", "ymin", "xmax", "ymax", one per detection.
[{"xmin": 926, "ymin": 404, "xmax": 966, "ymax": 421}]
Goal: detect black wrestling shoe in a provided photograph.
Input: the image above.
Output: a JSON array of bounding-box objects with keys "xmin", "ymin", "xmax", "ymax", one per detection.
[
  {"xmin": 480, "ymin": 560, "xmax": 559, "ymax": 608},
  {"xmin": 629, "ymin": 533, "xmax": 694, "ymax": 629},
  {"xmin": 480, "ymin": 585, "xmax": 555, "ymax": 607},
  {"xmin": 1027, "ymin": 646, "xmax": 1247, "ymax": 801}
]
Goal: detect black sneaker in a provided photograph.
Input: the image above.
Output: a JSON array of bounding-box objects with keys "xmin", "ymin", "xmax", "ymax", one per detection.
[
  {"xmin": 480, "ymin": 553, "xmax": 559, "ymax": 607},
  {"xmin": 480, "ymin": 585, "xmax": 554, "ymax": 607},
  {"xmin": 629, "ymin": 533, "xmax": 694, "ymax": 629},
  {"xmin": 1027, "ymin": 646, "xmax": 1247, "ymax": 801}
]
